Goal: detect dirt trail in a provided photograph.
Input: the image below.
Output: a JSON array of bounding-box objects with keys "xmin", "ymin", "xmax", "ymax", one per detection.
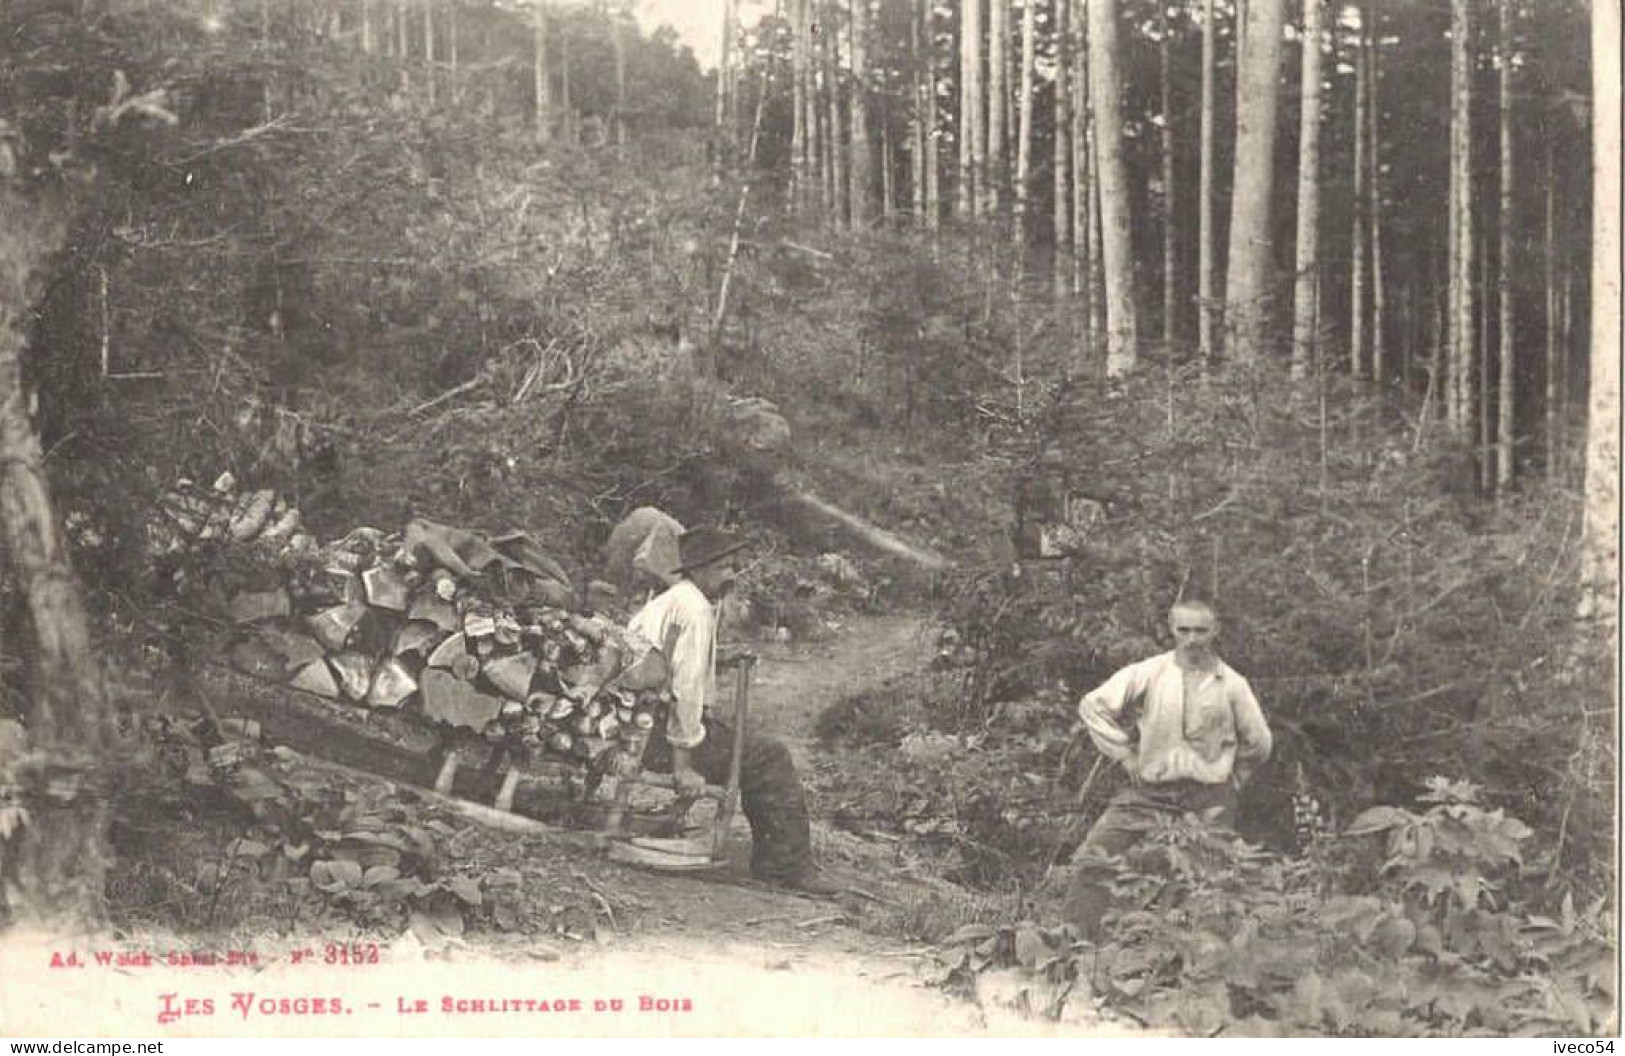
[{"xmin": 747, "ymin": 612, "xmax": 935, "ymax": 763}]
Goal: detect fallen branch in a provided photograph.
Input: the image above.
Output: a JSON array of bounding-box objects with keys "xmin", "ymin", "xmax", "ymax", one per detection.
[
  {"xmin": 408, "ymin": 374, "xmax": 486, "ymax": 417},
  {"xmin": 783, "ymin": 490, "xmax": 951, "ymax": 571},
  {"xmin": 176, "ymin": 114, "xmax": 298, "ymax": 163}
]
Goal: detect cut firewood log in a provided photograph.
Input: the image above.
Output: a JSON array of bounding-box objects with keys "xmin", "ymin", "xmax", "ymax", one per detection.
[
  {"xmin": 408, "ymin": 592, "xmax": 459, "ymax": 632},
  {"xmin": 290, "ymin": 658, "xmax": 341, "ymax": 698},
  {"xmin": 307, "ymin": 602, "xmax": 367, "ymax": 651},
  {"xmin": 330, "ymin": 651, "xmax": 373, "ymax": 701},
  {"xmin": 393, "ymin": 620, "xmax": 445, "ymax": 658},
  {"xmin": 420, "ymin": 669, "xmax": 504, "ymax": 731},
  {"xmin": 258, "ymin": 506, "xmax": 302, "ymax": 549},
  {"xmin": 366, "ymin": 658, "xmax": 418, "ymax": 709},
  {"xmin": 256, "ymin": 629, "xmax": 327, "ymax": 673},
  {"xmin": 463, "ymin": 609, "xmax": 497, "ymax": 641},
  {"xmin": 362, "ymin": 565, "xmax": 410, "ymax": 611},
  {"xmin": 482, "ymin": 652, "xmax": 537, "ymax": 702},
  {"xmin": 227, "ymin": 489, "xmax": 277, "ymax": 542},
  {"xmin": 229, "ymin": 589, "xmax": 290, "ymax": 624},
  {"xmin": 426, "ymin": 632, "xmax": 469, "ymax": 669}
]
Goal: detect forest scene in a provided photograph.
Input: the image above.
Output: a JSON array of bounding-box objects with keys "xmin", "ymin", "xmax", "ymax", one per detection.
[{"xmin": 0, "ymin": 0, "xmax": 1618, "ymax": 1038}]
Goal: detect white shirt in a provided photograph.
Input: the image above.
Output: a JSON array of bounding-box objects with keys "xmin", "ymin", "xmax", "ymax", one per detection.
[
  {"xmin": 1077, "ymin": 651, "xmax": 1273, "ymax": 785},
  {"xmin": 626, "ymin": 579, "xmax": 716, "ymax": 749}
]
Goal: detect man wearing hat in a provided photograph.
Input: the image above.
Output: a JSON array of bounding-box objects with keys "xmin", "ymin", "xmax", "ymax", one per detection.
[{"xmin": 627, "ymin": 527, "xmax": 838, "ymax": 896}]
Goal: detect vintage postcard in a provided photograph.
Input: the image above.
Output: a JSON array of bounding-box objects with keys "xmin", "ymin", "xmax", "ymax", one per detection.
[{"xmin": 0, "ymin": 0, "xmax": 1616, "ymax": 1040}]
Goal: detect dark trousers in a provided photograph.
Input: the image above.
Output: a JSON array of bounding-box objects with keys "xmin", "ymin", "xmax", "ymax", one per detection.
[
  {"xmin": 642, "ymin": 714, "xmax": 813, "ymax": 881},
  {"xmin": 1063, "ymin": 779, "xmax": 1236, "ymax": 939}
]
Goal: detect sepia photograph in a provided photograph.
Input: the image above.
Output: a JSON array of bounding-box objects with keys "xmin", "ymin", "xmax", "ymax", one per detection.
[{"xmin": 0, "ymin": 0, "xmax": 1618, "ymax": 1039}]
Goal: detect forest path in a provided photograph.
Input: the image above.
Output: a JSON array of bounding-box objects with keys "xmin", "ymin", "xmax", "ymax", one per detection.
[{"xmin": 746, "ymin": 611, "xmax": 936, "ymax": 765}]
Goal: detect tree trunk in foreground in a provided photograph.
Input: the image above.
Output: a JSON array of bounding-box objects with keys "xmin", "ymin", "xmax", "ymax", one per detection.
[
  {"xmin": 1054, "ymin": 0, "xmax": 1073, "ymax": 297},
  {"xmin": 1224, "ymin": 0, "xmax": 1285, "ymax": 363},
  {"xmin": 1160, "ymin": 2, "xmax": 1178, "ymax": 347},
  {"xmin": 1351, "ymin": 15, "xmax": 1368, "ymax": 383},
  {"xmin": 1088, "ymin": 0, "xmax": 1139, "ymax": 376},
  {"xmin": 849, "ymin": 0, "xmax": 872, "ymax": 228},
  {"xmin": 1448, "ymin": 0, "xmax": 1474, "ymax": 435},
  {"xmin": 1495, "ymin": 0, "xmax": 1515, "ymax": 492},
  {"xmin": 0, "ymin": 183, "xmax": 113, "ymax": 933},
  {"xmin": 1291, "ymin": 0, "xmax": 1324, "ymax": 381},
  {"xmin": 1581, "ymin": 0, "xmax": 1620, "ymax": 629},
  {"xmin": 1197, "ymin": 0, "xmax": 1218, "ymax": 361},
  {"xmin": 1015, "ymin": 0, "xmax": 1037, "ymax": 256}
]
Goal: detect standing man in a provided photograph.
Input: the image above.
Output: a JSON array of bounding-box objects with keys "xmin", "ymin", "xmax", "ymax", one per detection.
[
  {"xmin": 627, "ymin": 526, "xmax": 840, "ymax": 896},
  {"xmin": 1064, "ymin": 599, "xmax": 1272, "ymax": 936}
]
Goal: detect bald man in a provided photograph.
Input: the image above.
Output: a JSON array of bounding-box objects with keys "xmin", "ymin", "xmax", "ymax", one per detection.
[{"xmin": 1065, "ymin": 600, "xmax": 1272, "ymax": 936}]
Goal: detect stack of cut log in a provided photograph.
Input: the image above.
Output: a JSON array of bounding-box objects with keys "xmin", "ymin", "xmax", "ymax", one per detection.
[{"xmin": 151, "ymin": 473, "xmax": 669, "ymax": 768}]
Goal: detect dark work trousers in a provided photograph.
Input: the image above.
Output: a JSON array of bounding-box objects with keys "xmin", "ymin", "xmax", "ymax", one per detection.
[
  {"xmin": 1063, "ymin": 779, "xmax": 1237, "ymax": 940},
  {"xmin": 641, "ymin": 713, "xmax": 814, "ymax": 881}
]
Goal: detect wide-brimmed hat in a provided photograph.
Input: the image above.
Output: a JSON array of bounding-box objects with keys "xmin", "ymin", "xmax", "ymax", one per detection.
[{"xmin": 673, "ymin": 527, "xmax": 746, "ymax": 574}]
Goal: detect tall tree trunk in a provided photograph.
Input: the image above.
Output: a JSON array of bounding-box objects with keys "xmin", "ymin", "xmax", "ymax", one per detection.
[
  {"xmin": 717, "ymin": 0, "xmax": 736, "ymax": 137},
  {"xmin": 1545, "ymin": 137, "xmax": 1560, "ymax": 480},
  {"xmin": 791, "ymin": 0, "xmax": 806, "ymax": 209},
  {"xmin": 534, "ymin": 5, "xmax": 550, "ymax": 143},
  {"xmin": 827, "ymin": 7, "xmax": 848, "ymax": 228},
  {"xmin": 362, "ymin": 0, "xmax": 374, "ymax": 53},
  {"xmin": 612, "ymin": 6, "xmax": 627, "ymax": 145},
  {"xmin": 559, "ymin": 17, "xmax": 573, "ymax": 144},
  {"xmin": 398, "ymin": 0, "xmax": 410, "ymax": 86},
  {"xmin": 923, "ymin": 2, "xmax": 940, "ymax": 230},
  {"xmin": 958, "ymin": 0, "xmax": 978, "ymax": 218},
  {"xmin": 971, "ymin": 0, "xmax": 986, "ymax": 219},
  {"xmin": 1160, "ymin": 2, "xmax": 1177, "ymax": 346},
  {"xmin": 1071, "ymin": 5, "xmax": 1089, "ymax": 296},
  {"xmin": 1054, "ymin": 0, "xmax": 1072, "ymax": 297},
  {"xmin": 881, "ymin": 94, "xmax": 895, "ymax": 223},
  {"xmin": 1290, "ymin": 0, "xmax": 1324, "ymax": 381},
  {"xmin": 1561, "ymin": 255, "xmax": 1573, "ymax": 451},
  {"xmin": 819, "ymin": 7, "xmax": 835, "ymax": 220},
  {"xmin": 0, "ymin": 186, "xmax": 113, "ymax": 931},
  {"xmin": 1088, "ymin": 0, "xmax": 1139, "ymax": 375},
  {"xmin": 849, "ymin": 0, "xmax": 872, "ymax": 228},
  {"xmin": 1368, "ymin": 11, "xmax": 1386, "ymax": 388},
  {"xmin": 1495, "ymin": 0, "xmax": 1514, "ymax": 491},
  {"xmin": 819, "ymin": 2, "xmax": 832, "ymax": 216},
  {"xmin": 1448, "ymin": 0, "xmax": 1474, "ymax": 436},
  {"xmin": 1581, "ymin": 0, "xmax": 1619, "ymax": 624},
  {"xmin": 1480, "ymin": 245, "xmax": 1493, "ymax": 492},
  {"xmin": 1350, "ymin": 12, "xmax": 1368, "ymax": 382},
  {"xmin": 1087, "ymin": 133, "xmax": 1106, "ymax": 356},
  {"xmin": 1427, "ymin": 261, "xmax": 1446, "ymax": 426},
  {"xmin": 1197, "ymin": 0, "xmax": 1218, "ymax": 361},
  {"xmin": 909, "ymin": 0, "xmax": 924, "ymax": 221},
  {"xmin": 423, "ymin": 0, "xmax": 435, "ymax": 107},
  {"xmin": 1015, "ymin": 0, "xmax": 1037, "ymax": 256},
  {"xmin": 988, "ymin": 0, "xmax": 1008, "ymax": 217},
  {"xmin": 1224, "ymin": 0, "xmax": 1285, "ymax": 363}
]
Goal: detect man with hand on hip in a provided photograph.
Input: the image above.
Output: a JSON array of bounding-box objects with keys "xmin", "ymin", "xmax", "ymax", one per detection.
[{"xmin": 1064, "ymin": 598, "xmax": 1273, "ymax": 936}]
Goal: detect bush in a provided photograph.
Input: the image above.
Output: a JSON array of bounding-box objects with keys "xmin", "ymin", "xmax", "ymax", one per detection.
[
  {"xmin": 939, "ymin": 780, "xmax": 1615, "ymax": 1036},
  {"xmin": 922, "ymin": 361, "xmax": 1610, "ymax": 878}
]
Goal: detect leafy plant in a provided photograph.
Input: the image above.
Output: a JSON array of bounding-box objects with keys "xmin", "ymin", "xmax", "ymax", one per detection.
[{"xmin": 933, "ymin": 781, "xmax": 1616, "ymax": 1037}]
